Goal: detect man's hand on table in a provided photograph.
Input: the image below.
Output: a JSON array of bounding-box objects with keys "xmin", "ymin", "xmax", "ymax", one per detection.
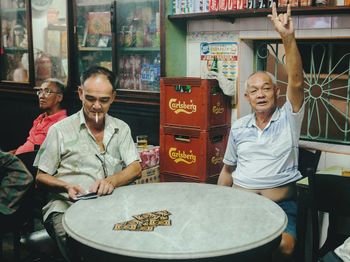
[
  {"xmin": 67, "ymin": 184, "xmax": 86, "ymax": 200},
  {"xmin": 90, "ymin": 179, "xmax": 114, "ymax": 196}
]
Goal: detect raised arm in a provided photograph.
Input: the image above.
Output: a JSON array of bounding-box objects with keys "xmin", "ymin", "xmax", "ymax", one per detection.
[{"xmin": 268, "ymin": 3, "xmax": 304, "ymax": 112}]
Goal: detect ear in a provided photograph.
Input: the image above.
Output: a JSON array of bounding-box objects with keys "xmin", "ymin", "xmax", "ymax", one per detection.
[
  {"xmin": 244, "ymin": 92, "xmax": 250, "ymax": 102},
  {"xmin": 275, "ymin": 86, "xmax": 280, "ymax": 97},
  {"xmin": 111, "ymin": 90, "xmax": 116, "ymax": 102},
  {"xmin": 57, "ymin": 93, "xmax": 63, "ymax": 103},
  {"xmin": 78, "ymin": 86, "xmax": 84, "ymax": 101}
]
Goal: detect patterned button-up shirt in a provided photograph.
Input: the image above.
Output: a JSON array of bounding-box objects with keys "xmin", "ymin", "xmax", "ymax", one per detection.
[{"xmin": 0, "ymin": 151, "xmax": 33, "ymax": 215}]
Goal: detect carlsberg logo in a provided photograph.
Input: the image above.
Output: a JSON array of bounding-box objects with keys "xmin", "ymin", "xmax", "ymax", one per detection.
[
  {"xmin": 169, "ymin": 147, "xmax": 196, "ymax": 164},
  {"xmin": 169, "ymin": 99, "xmax": 197, "ymax": 114}
]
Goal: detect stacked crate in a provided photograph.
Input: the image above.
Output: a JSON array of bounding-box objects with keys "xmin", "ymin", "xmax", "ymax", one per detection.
[{"xmin": 160, "ymin": 77, "xmax": 231, "ymax": 184}]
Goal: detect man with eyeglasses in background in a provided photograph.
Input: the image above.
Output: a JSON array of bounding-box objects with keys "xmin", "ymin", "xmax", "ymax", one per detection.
[
  {"xmin": 14, "ymin": 78, "xmax": 67, "ymax": 155},
  {"xmin": 34, "ymin": 66, "xmax": 141, "ymax": 261}
]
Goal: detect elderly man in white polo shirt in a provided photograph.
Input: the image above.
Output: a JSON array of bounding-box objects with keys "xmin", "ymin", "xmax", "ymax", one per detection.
[
  {"xmin": 218, "ymin": 3, "xmax": 304, "ymax": 261},
  {"xmin": 34, "ymin": 66, "xmax": 141, "ymax": 261}
]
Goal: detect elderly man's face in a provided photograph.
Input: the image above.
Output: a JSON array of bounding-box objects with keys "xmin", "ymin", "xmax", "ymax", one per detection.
[
  {"xmin": 78, "ymin": 74, "xmax": 115, "ymax": 125},
  {"xmin": 37, "ymin": 82, "xmax": 63, "ymax": 111},
  {"xmin": 245, "ymin": 72, "xmax": 280, "ymax": 114}
]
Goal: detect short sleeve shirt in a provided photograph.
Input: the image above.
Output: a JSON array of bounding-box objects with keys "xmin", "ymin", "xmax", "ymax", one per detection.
[
  {"xmin": 34, "ymin": 109, "xmax": 140, "ymax": 221},
  {"xmin": 15, "ymin": 109, "xmax": 67, "ymax": 155},
  {"xmin": 223, "ymin": 99, "xmax": 305, "ymax": 189}
]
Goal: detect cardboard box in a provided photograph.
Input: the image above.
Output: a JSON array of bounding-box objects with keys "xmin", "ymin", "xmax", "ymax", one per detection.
[
  {"xmin": 160, "ymin": 172, "xmax": 218, "ymax": 184},
  {"xmin": 132, "ymin": 165, "xmax": 160, "ymax": 185},
  {"xmin": 138, "ymin": 146, "xmax": 160, "ymax": 169}
]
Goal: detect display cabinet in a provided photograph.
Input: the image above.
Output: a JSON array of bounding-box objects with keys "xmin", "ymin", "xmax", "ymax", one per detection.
[
  {"xmin": 0, "ymin": 0, "xmax": 72, "ymax": 88},
  {"xmin": 73, "ymin": 0, "xmax": 162, "ymax": 103},
  {"xmin": 115, "ymin": 0, "xmax": 160, "ymax": 93},
  {"xmin": 74, "ymin": 0, "xmax": 113, "ymax": 81},
  {"xmin": 0, "ymin": 0, "xmax": 33, "ymax": 86}
]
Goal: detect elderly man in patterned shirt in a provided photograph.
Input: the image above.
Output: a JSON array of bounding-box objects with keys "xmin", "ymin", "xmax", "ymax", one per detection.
[
  {"xmin": 34, "ymin": 66, "xmax": 141, "ymax": 261},
  {"xmin": 0, "ymin": 150, "xmax": 33, "ymax": 223}
]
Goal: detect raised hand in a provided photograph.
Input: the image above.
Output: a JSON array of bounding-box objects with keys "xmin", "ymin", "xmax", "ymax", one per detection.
[{"xmin": 268, "ymin": 3, "xmax": 294, "ymax": 38}]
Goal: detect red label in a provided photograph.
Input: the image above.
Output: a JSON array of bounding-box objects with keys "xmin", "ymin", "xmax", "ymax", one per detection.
[
  {"xmin": 227, "ymin": 0, "xmax": 237, "ymax": 9},
  {"xmin": 209, "ymin": 0, "xmax": 219, "ymax": 11},
  {"xmin": 219, "ymin": 0, "xmax": 228, "ymax": 10}
]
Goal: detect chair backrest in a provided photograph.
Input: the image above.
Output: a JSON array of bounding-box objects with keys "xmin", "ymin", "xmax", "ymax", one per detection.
[
  {"xmin": 16, "ymin": 151, "xmax": 47, "ymax": 231},
  {"xmin": 16, "ymin": 151, "xmax": 38, "ymax": 178},
  {"xmin": 298, "ymin": 147, "xmax": 322, "ymax": 177},
  {"xmin": 309, "ymin": 174, "xmax": 350, "ymax": 261}
]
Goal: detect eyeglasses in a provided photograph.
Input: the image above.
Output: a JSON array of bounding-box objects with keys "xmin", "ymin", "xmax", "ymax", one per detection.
[{"xmin": 36, "ymin": 88, "xmax": 61, "ymax": 97}]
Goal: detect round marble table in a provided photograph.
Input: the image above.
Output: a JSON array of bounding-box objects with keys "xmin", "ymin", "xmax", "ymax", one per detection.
[{"xmin": 63, "ymin": 182, "xmax": 287, "ymax": 261}]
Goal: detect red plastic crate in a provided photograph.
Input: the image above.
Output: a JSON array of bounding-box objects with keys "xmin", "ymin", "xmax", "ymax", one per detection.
[
  {"xmin": 160, "ymin": 126, "xmax": 229, "ymax": 182},
  {"xmin": 160, "ymin": 173, "xmax": 218, "ymax": 185},
  {"xmin": 160, "ymin": 77, "xmax": 231, "ymax": 130}
]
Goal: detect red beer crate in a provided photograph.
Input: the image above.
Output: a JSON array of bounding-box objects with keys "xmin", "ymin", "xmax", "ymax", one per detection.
[
  {"xmin": 160, "ymin": 126, "xmax": 229, "ymax": 182},
  {"xmin": 160, "ymin": 173, "xmax": 218, "ymax": 185},
  {"xmin": 160, "ymin": 77, "xmax": 231, "ymax": 130}
]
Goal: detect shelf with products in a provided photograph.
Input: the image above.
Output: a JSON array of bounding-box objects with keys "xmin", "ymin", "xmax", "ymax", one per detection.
[
  {"xmin": 116, "ymin": 0, "xmax": 161, "ymax": 94},
  {"xmin": 119, "ymin": 47, "xmax": 160, "ymax": 53},
  {"xmin": 1, "ymin": 8, "xmax": 26, "ymax": 13},
  {"xmin": 79, "ymin": 47, "xmax": 112, "ymax": 52},
  {"xmin": 4, "ymin": 47, "xmax": 28, "ymax": 52},
  {"xmin": 168, "ymin": 6, "xmax": 350, "ymax": 21},
  {"xmin": 75, "ymin": 1, "xmax": 113, "ymax": 80},
  {"xmin": 0, "ymin": 0, "xmax": 32, "ymax": 84}
]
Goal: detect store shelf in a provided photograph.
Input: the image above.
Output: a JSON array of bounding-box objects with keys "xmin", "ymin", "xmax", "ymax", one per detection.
[
  {"xmin": 79, "ymin": 47, "xmax": 112, "ymax": 52},
  {"xmin": 168, "ymin": 6, "xmax": 350, "ymax": 22},
  {"xmin": 119, "ymin": 47, "xmax": 160, "ymax": 52},
  {"xmin": 4, "ymin": 47, "xmax": 28, "ymax": 52},
  {"xmin": 1, "ymin": 8, "xmax": 26, "ymax": 13}
]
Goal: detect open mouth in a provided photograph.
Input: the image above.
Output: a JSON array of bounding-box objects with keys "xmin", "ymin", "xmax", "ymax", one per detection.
[{"xmin": 257, "ymin": 101, "xmax": 267, "ymax": 106}]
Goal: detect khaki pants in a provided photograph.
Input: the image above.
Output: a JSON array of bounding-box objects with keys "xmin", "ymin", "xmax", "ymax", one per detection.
[{"xmin": 44, "ymin": 212, "xmax": 71, "ymax": 262}]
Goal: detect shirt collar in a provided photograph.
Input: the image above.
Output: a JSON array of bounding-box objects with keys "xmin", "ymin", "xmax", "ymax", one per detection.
[
  {"xmin": 78, "ymin": 109, "xmax": 112, "ymax": 131},
  {"xmin": 41, "ymin": 109, "xmax": 66, "ymax": 121},
  {"xmin": 247, "ymin": 107, "xmax": 281, "ymax": 128}
]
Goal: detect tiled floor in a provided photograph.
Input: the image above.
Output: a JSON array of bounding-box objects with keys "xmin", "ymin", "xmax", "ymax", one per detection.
[
  {"xmin": 1, "ymin": 232, "xmax": 30, "ymax": 262},
  {"xmin": 1, "ymin": 219, "xmax": 63, "ymax": 262}
]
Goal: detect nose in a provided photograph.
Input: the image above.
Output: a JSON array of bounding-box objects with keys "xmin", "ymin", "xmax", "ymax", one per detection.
[
  {"xmin": 92, "ymin": 100, "xmax": 102, "ymax": 110},
  {"xmin": 256, "ymin": 88, "xmax": 265, "ymax": 97}
]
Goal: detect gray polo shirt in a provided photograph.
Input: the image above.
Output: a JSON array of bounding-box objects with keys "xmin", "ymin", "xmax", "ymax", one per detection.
[
  {"xmin": 223, "ymin": 99, "xmax": 305, "ymax": 189},
  {"xmin": 34, "ymin": 109, "xmax": 140, "ymax": 221}
]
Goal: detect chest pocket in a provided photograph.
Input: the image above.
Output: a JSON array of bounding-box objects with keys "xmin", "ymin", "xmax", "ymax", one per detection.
[{"xmin": 271, "ymin": 130, "xmax": 292, "ymax": 158}]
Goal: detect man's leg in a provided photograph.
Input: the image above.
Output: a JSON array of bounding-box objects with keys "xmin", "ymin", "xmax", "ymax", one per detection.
[
  {"xmin": 44, "ymin": 212, "xmax": 71, "ymax": 262},
  {"xmin": 273, "ymin": 200, "xmax": 297, "ymax": 261}
]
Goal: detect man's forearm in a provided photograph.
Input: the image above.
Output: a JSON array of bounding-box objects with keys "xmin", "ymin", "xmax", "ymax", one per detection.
[
  {"xmin": 36, "ymin": 171, "xmax": 70, "ymax": 192},
  {"xmin": 106, "ymin": 161, "xmax": 142, "ymax": 188},
  {"xmin": 283, "ymin": 34, "xmax": 303, "ymax": 90},
  {"xmin": 217, "ymin": 164, "xmax": 235, "ymax": 187}
]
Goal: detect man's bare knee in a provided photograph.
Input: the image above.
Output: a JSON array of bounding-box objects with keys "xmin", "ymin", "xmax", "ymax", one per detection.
[{"xmin": 279, "ymin": 233, "xmax": 296, "ymax": 256}]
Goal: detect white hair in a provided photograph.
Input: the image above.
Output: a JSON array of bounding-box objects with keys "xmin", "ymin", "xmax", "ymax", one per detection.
[{"xmin": 244, "ymin": 71, "xmax": 277, "ymax": 92}]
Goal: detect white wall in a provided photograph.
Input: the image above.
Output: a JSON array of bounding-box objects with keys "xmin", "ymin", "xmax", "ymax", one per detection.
[{"xmin": 186, "ymin": 14, "xmax": 350, "ymax": 169}]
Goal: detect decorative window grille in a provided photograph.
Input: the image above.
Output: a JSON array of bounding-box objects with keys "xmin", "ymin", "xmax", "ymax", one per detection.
[{"xmin": 255, "ymin": 41, "xmax": 350, "ymax": 145}]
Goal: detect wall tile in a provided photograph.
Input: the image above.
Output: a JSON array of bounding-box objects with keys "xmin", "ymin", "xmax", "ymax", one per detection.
[
  {"xmin": 238, "ymin": 17, "xmax": 267, "ymax": 31},
  {"xmin": 332, "ymin": 14, "xmax": 350, "ymax": 29},
  {"xmin": 295, "ymin": 29, "xmax": 332, "ymax": 38},
  {"xmin": 240, "ymin": 30, "xmax": 269, "ymax": 39},
  {"xmin": 213, "ymin": 19, "xmax": 239, "ymax": 31},
  {"xmin": 188, "ymin": 20, "xmax": 213, "ymax": 32},
  {"xmin": 331, "ymin": 29, "xmax": 350, "ymax": 38},
  {"xmin": 186, "ymin": 42, "xmax": 201, "ymax": 77},
  {"xmin": 298, "ymin": 15, "xmax": 332, "ymax": 29},
  {"xmin": 325, "ymin": 152, "xmax": 350, "ymax": 169}
]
